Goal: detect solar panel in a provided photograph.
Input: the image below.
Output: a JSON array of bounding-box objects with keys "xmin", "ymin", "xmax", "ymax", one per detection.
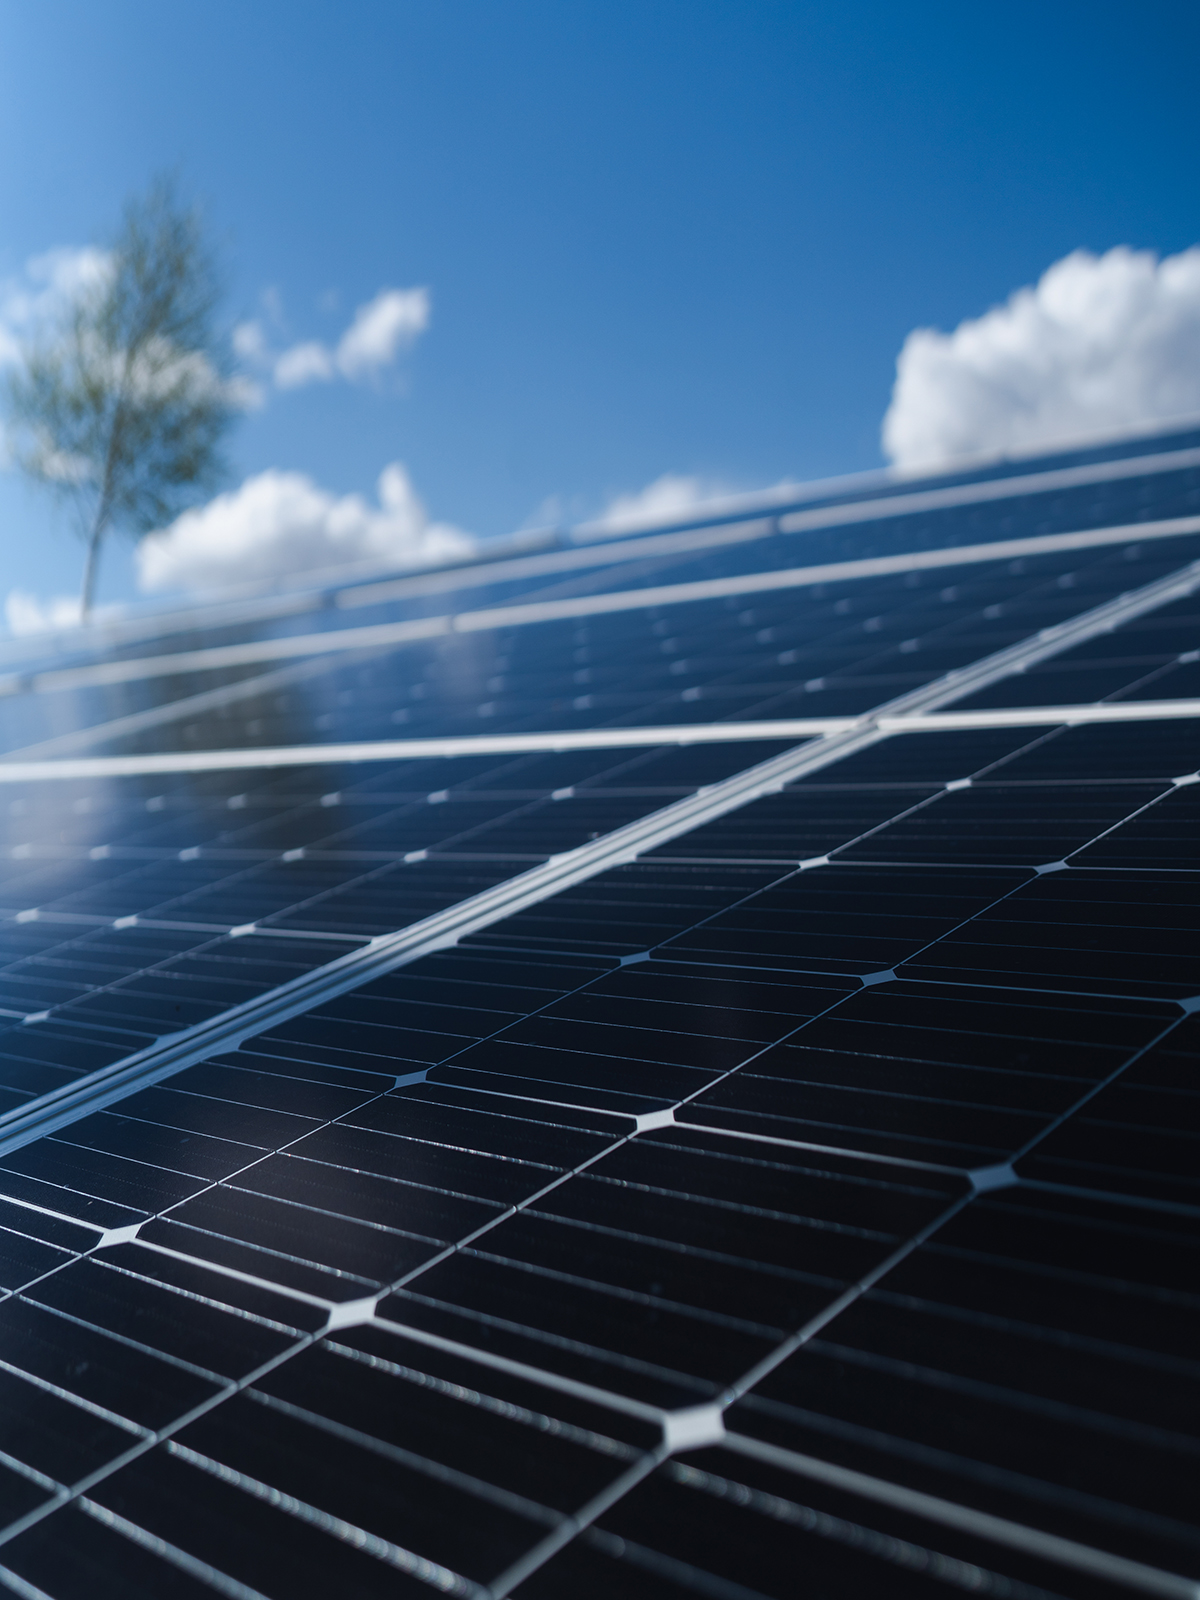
[{"xmin": 0, "ymin": 428, "xmax": 1194, "ymax": 1597}]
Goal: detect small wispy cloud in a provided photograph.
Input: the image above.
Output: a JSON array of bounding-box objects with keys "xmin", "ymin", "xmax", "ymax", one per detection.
[
  {"xmin": 236, "ymin": 286, "xmax": 431, "ymax": 394},
  {"xmin": 883, "ymin": 245, "xmax": 1200, "ymax": 469},
  {"xmin": 272, "ymin": 340, "xmax": 334, "ymax": 389},
  {"xmin": 136, "ymin": 461, "xmax": 471, "ymax": 595},
  {"xmin": 335, "ymin": 288, "xmax": 430, "ymax": 378}
]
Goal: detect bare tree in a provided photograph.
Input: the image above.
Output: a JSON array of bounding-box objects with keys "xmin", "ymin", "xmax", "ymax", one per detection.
[{"xmin": 5, "ymin": 178, "xmax": 237, "ymax": 620}]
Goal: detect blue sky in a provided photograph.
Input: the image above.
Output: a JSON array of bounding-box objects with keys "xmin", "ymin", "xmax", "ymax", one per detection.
[{"xmin": 0, "ymin": 0, "xmax": 1197, "ymax": 614}]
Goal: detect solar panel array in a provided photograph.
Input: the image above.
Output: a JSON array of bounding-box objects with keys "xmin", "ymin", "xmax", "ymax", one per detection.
[{"xmin": 0, "ymin": 431, "xmax": 1194, "ymax": 1597}]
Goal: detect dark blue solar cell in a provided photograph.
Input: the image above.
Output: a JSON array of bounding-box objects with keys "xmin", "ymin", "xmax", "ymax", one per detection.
[{"xmin": 0, "ymin": 428, "xmax": 1194, "ymax": 1598}]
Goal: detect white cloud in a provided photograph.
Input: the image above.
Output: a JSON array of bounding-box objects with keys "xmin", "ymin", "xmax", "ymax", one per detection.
[
  {"xmin": 4, "ymin": 590, "xmax": 82, "ymax": 635},
  {"xmin": 883, "ymin": 245, "xmax": 1200, "ymax": 470},
  {"xmin": 592, "ymin": 473, "xmax": 718, "ymax": 533},
  {"xmin": 273, "ymin": 340, "xmax": 334, "ymax": 389},
  {"xmin": 0, "ymin": 247, "xmax": 111, "ymax": 367},
  {"xmin": 238, "ymin": 286, "xmax": 431, "ymax": 395},
  {"xmin": 136, "ymin": 461, "xmax": 472, "ymax": 595},
  {"xmin": 232, "ymin": 320, "xmax": 269, "ymax": 363},
  {"xmin": 335, "ymin": 287, "xmax": 430, "ymax": 378},
  {"xmin": 2, "ymin": 256, "xmax": 429, "ymax": 409}
]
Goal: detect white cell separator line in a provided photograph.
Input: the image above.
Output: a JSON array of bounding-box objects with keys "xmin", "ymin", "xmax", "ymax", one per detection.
[
  {"xmin": 773, "ymin": 445, "xmax": 1200, "ymax": 534},
  {"xmin": 0, "ymin": 613, "xmax": 448, "ymax": 698},
  {"xmin": 2, "ymin": 653, "xmax": 340, "ymax": 764},
  {"xmin": 0, "ymin": 722, "xmax": 835, "ymax": 781},
  {"xmin": 486, "ymin": 1451, "xmax": 667, "ymax": 1600},
  {"xmin": 719, "ymin": 1433, "xmax": 1200, "ymax": 1600},
  {"xmin": 880, "ymin": 697, "xmax": 1200, "ymax": 731},
  {"xmin": 337, "ymin": 515, "xmax": 780, "ymax": 611},
  {"xmin": 1, "ymin": 696, "xmax": 1198, "ymax": 783},
  {"xmin": 77, "ymin": 1503, "xmax": 276, "ymax": 1600},
  {"xmin": 849, "ymin": 554, "xmax": 1200, "ymax": 722},
  {"xmin": 478, "ymin": 515, "xmax": 1200, "ymax": 640},
  {"xmin": 0, "ymin": 1562, "xmax": 61, "ymax": 1600},
  {"xmin": 0, "ymin": 553, "xmax": 1193, "ymax": 1157},
  {"xmin": 5, "ymin": 514, "xmax": 1199, "ymax": 700}
]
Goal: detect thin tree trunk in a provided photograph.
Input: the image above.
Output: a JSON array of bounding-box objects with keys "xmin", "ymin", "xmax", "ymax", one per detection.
[
  {"xmin": 80, "ymin": 513, "xmax": 106, "ymax": 623},
  {"xmin": 82, "ymin": 390, "xmax": 122, "ymax": 624}
]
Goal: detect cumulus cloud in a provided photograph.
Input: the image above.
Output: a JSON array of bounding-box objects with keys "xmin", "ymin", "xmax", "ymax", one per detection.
[
  {"xmin": 236, "ymin": 286, "xmax": 431, "ymax": 394},
  {"xmin": 136, "ymin": 461, "xmax": 472, "ymax": 595},
  {"xmin": 590, "ymin": 473, "xmax": 721, "ymax": 534},
  {"xmin": 883, "ymin": 245, "xmax": 1200, "ymax": 470},
  {"xmin": 4, "ymin": 591, "xmax": 83, "ymax": 636}
]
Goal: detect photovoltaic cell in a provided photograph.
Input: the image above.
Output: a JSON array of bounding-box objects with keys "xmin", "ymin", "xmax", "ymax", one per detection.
[{"xmin": 0, "ymin": 429, "xmax": 1192, "ymax": 1597}]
